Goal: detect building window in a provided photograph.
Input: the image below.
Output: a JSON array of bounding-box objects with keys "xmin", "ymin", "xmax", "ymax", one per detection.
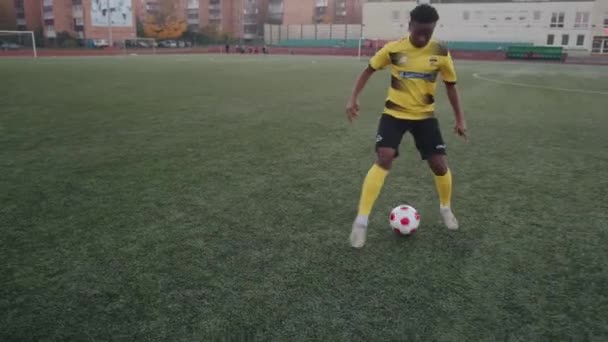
[
  {"xmin": 550, "ymin": 12, "xmax": 564, "ymax": 28},
  {"xmin": 561, "ymin": 34, "xmax": 569, "ymax": 46},
  {"xmin": 463, "ymin": 11, "xmax": 470, "ymax": 21},
  {"xmin": 392, "ymin": 10, "xmax": 399, "ymax": 22},
  {"xmin": 591, "ymin": 39, "xmax": 601, "ymax": 53},
  {"xmin": 576, "ymin": 35, "xmax": 585, "ymax": 46},
  {"xmin": 533, "ymin": 11, "xmax": 541, "ymax": 21},
  {"xmin": 519, "ymin": 16, "xmax": 526, "ymax": 21},
  {"xmin": 505, "ymin": 16, "xmax": 512, "ymax": 21},
  {"xmin": 574, "ymin": 12, "xmax": 590, "ymax": 28},
  {"xmin": 604, "ymin": 12, "xmax": 608, "ymax": 28},
  {"xmin": 547, "ymin": 34, "xmax": 554, "ymax": 45}
]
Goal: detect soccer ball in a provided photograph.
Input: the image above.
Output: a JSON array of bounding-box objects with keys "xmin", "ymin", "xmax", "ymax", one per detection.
[{"xmin": 389, "ymin": 205, "xmax": 421, "ymax": 235}]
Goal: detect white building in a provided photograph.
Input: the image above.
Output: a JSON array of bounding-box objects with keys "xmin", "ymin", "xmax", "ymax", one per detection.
[{"xmin": 363, "ymin": 0, "xmax": 608, "ymax": 53}]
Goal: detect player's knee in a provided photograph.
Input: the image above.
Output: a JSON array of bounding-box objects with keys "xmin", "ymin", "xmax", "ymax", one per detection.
[
  {"xmin": 376, "ymin": 151, "xmax": 395, "ymax": 170},
  {"xmin": 428, "ymin": 156, "xmax": 448, "ymax": 176}
]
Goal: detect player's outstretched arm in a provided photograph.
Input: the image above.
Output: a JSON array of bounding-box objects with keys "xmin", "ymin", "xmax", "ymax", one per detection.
[
  {"xmin": 445, "ymin": 82, "xmax": 467, "ymax": 141},
  {"xmin": 346, "ymin": 66, "xmax": 376, "ymax": 123}
]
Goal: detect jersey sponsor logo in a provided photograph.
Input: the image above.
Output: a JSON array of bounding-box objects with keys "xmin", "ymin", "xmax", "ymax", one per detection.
[
  {"xmin": 399, "ymin": 71, "xmax": 438, "ymax": 82},
  {"xmin": 376, "ymin": 134, "xmax": 383, "ymax": 142},
  {"xmin": 435, "ymin": 144, "xmax": 446, "ymax": 150},
  {"xmin": 429, "ymin": 57, "xmax": 438, "ymax": 66},
  {"xmin": 398, "ymin": 56, "xmax": 409, "ymax": 65}
]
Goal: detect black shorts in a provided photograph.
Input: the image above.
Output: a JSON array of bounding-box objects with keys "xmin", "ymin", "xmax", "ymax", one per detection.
[{"xmin": 375, "ymin": 114, "xmax": 446, "ymax": 160}]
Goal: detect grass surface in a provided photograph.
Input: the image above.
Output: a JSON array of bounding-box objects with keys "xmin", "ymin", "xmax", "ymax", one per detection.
[{"xmin": 1, "ymin": 55, "xmax": 608, "ymax": 341}]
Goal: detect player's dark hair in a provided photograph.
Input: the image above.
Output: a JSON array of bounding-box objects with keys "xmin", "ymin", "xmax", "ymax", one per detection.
[{"xmin": 410, "ymin": 4, "xmax": 439, "ymax": 24}]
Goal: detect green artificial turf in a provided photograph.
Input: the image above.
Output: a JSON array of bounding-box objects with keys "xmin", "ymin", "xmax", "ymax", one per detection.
[{"xmin": 1, "ymin": 55, "xmax": 607, "ymax": 341}]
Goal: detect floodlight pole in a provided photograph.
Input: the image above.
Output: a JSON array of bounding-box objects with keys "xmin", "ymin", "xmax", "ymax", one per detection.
[{"xmin": 107, "ymin": 0, "xmax": 113, "ymax": 46}]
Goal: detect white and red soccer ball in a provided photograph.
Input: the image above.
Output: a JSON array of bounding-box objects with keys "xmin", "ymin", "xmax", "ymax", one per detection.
[{"xmin": 389, "ymin": 205, "xmax": 420, "ymax": 235}]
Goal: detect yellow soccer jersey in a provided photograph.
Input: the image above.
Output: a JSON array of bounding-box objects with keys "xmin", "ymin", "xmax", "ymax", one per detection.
[{"xmin": 369, "ymin": 38, "xmax": 457, "ymax": 120}]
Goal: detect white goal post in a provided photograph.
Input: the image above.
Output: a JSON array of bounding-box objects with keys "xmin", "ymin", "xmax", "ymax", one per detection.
[
  {"xmin": 0, "ymin": 30, "xmax": 37, "ymax": 58},
  {"xmin": 123, "ymin": 38, "xmax": 157, "ymax": 55}
]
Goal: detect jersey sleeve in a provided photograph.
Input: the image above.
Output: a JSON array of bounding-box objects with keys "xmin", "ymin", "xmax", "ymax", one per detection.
[
  {"xmin": 369, "ymin": 44, "xmax": 391, "ymax": 70},
  {"xmin": 439, "ymin": 52, "xmax": 458, "ymax": 84}
]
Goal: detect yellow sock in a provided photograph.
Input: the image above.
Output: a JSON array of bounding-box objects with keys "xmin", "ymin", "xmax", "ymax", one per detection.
[
  {"xmin": 357, "ymin": 164, "xmax": 389, "ymax": 217},
  {"xmin": 434, "ymin": 169, "xmax": 452, "ymax": 207}
]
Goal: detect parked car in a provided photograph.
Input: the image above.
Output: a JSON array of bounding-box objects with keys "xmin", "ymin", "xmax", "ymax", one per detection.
[
  {"xmin": 0, "ymin": 42, "xmax": 21, "ymax": 50},
  {"xmin": 92, "ymin": 39, "xmax": 109, "ymax": 48},
  {"xmin": 159, "ymin": 40, "xmax": 177, "ymax": 48}
]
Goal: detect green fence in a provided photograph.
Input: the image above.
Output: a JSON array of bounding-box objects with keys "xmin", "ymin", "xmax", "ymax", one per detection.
[
  {"xmin": 507, "ymin": 46, "xmax": 564, "ymax": 61},
  {"xmin": 277, "ymin": 39, "xmax": 359, "ymax": 48},
  {"xmin": 446, "ymin": 41, "xmax": 532, "ymax": 52}
]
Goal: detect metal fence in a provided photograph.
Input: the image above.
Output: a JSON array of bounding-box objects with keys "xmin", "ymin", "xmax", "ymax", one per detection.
[{"xmin": 264, "ymin": 24, "xmax": 363, "ymax": 45}]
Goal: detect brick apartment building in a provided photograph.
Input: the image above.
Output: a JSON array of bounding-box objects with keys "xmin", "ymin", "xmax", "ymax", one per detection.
[
  {"xmin": 0, "ymin": 0, "xmax": 42, "ymax": 31},
  {"xmin": 1, "ymin": 0, "xmax": 364, "ymax": 43},
  {"xmin": 183, "ymin": 0, "xmax": 268, "ymax": 40},
  {"xmin": 278, "ymin": 0, "xmax": 363, "ymax": 25},
  {"xmin": 42, "ymin": 0, "xmax": 136, "ymax": 43}
]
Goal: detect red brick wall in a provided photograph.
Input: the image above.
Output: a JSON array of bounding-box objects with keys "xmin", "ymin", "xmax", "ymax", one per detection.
[
  {"xmin": 51, "ymin": 0, "xmax": 75, "ymax": 35},
  {"xmin": 0, "ymin": 1, "xmax": 17, "ymax": 30},
  {"xmin": 283, "ymin": 0, "xmax": 313, "ymax": 25},
  {"xmin": 25, "ymin": 0, "xmax": 42, "ymax": 30}
]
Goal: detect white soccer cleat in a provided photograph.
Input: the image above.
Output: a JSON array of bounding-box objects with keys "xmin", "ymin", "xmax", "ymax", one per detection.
[
  {"xmin": 350, "ymin": 221, "xmax": 368, "ymax": 248},
  {"xmin": 440, "ymin": 206, "xmax": 459, "ymax": 230}
]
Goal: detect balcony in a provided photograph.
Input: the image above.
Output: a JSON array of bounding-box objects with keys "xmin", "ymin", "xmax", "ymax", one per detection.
[
  {"xmin": 186, "ymin": 0, "xmax": 198, "ymax": 8},
  {"xmin": 43, "ymin": 0, "xmax": 53, "ymax": 6},
  {"xmin": 72, "ymin": 0, "xmax": 82, "ymax": 4},
  {"xmin": 243, "ymin": 14, "xmax": 257, "ymax": 25},
  {"xmin": 46, "ymin": 30, "xmax": 56, "ymax": 38},
  {"xmin": 187, "ymin": 17, "xmax": 200, "ymax": 25},
  {"xmin": 73, "ymin": 8, "xmax": 83, "ymax": 18},
  {"xmin": 209, "ymin": 11, "xmax": 221, "ymax": 20},
  {"xmin": 208, "ymin": 4, "xmax": 221, "ymax": 11},
  {"xmin": 44, "ymin": 12, "xmax": 54, "ymax": 19},
  {"xmin": 16, "ymin": 18, "xmax": 26, "ymax": 26},
  {"xmin": 315, "ymin": 0, "xmax": 328, "ymax": 8}
]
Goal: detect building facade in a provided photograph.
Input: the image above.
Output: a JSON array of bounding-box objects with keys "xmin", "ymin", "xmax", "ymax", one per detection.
[
  {"xmin": 178, "ymin": 0, "xmax": 268, "ymax": 40},
  {"xmin": 363, "ymin": 0, "xmax": 608, "ymax": 53},
  {"xmin": 0, "ymin": 0, "xmax": 42, "ymax": 31},
  {"xmin": 278, "ymin": 0, "xmax": 362, "ymax": 25},
  {"xmin": 40, "ymin": 0, "xmax": 136, "ymax": 43}
]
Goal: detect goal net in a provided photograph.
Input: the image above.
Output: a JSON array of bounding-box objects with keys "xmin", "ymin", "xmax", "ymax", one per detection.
[
  {"xmin": 358, "ymin": 38, "xmax": 388, "ymax": 60},
  {"xmin": 0, "ymin": 31, "xmax": 37, "ymax": 58},
  {"xmin": 123, "ymin": 38, "xmax": 157, "ymax": 56}
]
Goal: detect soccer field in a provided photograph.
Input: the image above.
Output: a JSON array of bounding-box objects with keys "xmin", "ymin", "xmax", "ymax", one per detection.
[{"xmin": 1, "ymin": 55, "xmax": 607, "ymax": 340}]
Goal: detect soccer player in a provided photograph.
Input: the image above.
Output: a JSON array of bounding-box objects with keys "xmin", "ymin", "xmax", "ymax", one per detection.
[{"xmin": 346, "ymin": 4, "xmax": 467, "ymax": 248}]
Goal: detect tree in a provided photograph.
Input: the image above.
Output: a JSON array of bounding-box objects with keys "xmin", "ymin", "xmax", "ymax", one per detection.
[{"xmin": 143, "ymin": 0, "xmax": 187, "ymax": 40}]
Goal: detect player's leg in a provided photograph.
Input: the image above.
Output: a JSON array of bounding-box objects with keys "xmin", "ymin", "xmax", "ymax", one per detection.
[
  {"xmin": 412, "ymin": 118, "xmax": 459, "ymax": 230},
  {"xmin": 350, "ymin": 115, "xmax": 404, "ymax": 248}
]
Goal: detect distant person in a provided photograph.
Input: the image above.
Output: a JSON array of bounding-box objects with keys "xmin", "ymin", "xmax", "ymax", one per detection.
[
  {"xmin": 262, "ymin": 45, "xmax": 268, "ymax": 54},
  {"xmin": 225, "ymin": 44, "xmax": 230, "ymax": 54},
  {"xmin": 346, "ymin": 4, "xmax": 467, "ymax": 248}
]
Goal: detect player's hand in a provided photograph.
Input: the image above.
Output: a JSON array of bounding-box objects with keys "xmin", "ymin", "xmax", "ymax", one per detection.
[
  {"xmin": 346, "ymin": 99, "xmax": 360, "ymax": 123},
  {"xmin": 454, "ymin": 120, "xmax": 468, "ymax": 141}
]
